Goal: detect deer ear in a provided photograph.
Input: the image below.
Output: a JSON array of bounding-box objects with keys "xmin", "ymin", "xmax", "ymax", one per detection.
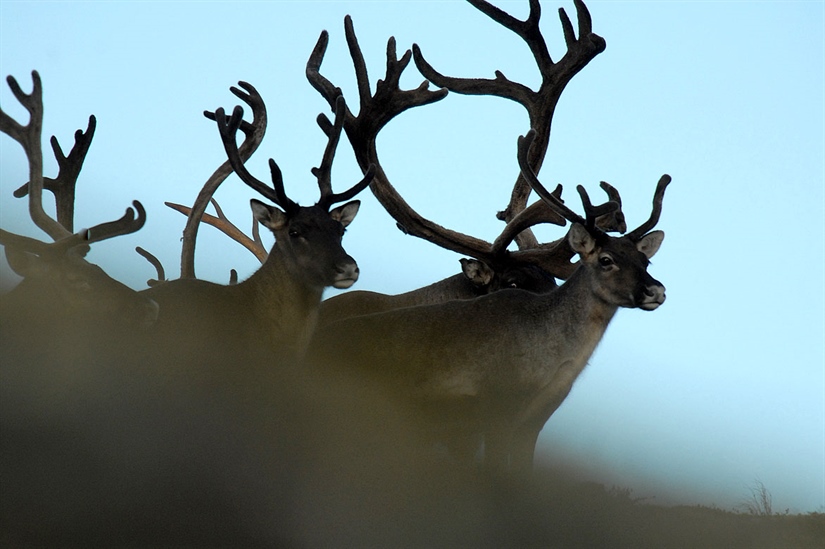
[
  {"xmin": 4, "ymin": 247, "xmax": 46, "ymax": 278},
  {"xmin": 636, "ymin": 230, "xmax": 664, "ymax": 259},
  {"xmin": 330, "ymin": 200, "xmax": 360, "ymax": 228},
  {"xmin": 568, "ymin": 223, "xmax": 596, "ymax": 256},
  {"xmin": 460, "ymin": 258, "xmax": 494, "ymax": 287},
  {"xmin": 250, "ymin": 199, "xmax": 288, "ymax": 231}
]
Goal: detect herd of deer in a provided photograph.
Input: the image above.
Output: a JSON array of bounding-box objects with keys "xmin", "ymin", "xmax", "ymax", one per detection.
[{"xmin": 0, "ymin": 0, "xmax": 672, "ymax": 545}]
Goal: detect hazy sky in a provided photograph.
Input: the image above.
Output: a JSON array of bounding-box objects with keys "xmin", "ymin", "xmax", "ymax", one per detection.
[{"xmin": 1, "ymin": 1, "xmax": 823, "ymax": 512}]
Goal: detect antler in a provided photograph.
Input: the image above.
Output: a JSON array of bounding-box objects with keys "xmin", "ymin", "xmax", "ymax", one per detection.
[
  {"xmin": 13, "ymin": 115, "xmax": 96, "ymax": 232},
  {"xmin": 1, "ymin": 71, "xmax": 70, "ymax": 241},
  {"xmin": 308, "ymin": 16, "xmax": 565, "ymax": 264},
  {"xmin": 514, "ymin": 129, "xmax": 669, "ymax": 277},
  {"xmin": 626, "ymin": 174, "xmax": 671, "ymax": 241},
  {"xmin": 1, "ymin": 200, "xmax": 146, "ymax": 262},
  {"xmin": 517, "ymin": 130, "xmax": 616, "ymax": 234},
  {"xmin": 2, "ymin": 71, "xmax": 147, "ymax": 255},
  {"xmin": 177, "ymin": 81, "xmax": 267, "ymax": 279},
  {"xmin": 213, "ymin": 89, "xmax": 372, "ymax": 217},
  {"xmin": 166, "ymin": 198, "xmax": 267, "ymax": 263},
  {"xmin": 413, "ymin": 0, "xmax": 606, "ymax": 248},
  {"xmin": 312, "ymin": 96, "xmax": 376, "ymax": 209}
]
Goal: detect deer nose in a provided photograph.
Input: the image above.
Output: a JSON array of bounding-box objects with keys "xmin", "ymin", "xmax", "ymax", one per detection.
[
  {"xmin": 332, "ymin": 259, "xmax": 360, "ymax": 289},
  {"xmin": 640, "ymin": 284, "xmax": 666, "ymax": 311}
]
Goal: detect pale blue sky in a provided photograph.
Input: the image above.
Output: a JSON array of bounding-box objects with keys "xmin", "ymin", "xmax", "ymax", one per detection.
[{"xmin": 1, "ymin": 1, "xmax": 823, "ymax": 512}]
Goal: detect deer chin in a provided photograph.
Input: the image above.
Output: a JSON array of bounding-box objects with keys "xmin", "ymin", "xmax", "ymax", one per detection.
[
  {"xmin": 638, "ymin": 294, "xmax": 666, "ymax": 311},
  {"xmin": 332, "ymin": 277, "xmax": 358, "ymax": 290}
]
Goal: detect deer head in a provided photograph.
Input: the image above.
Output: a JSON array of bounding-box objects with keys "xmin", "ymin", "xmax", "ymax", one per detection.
[
  {"xmin": 212, "ymin": 94, "xmax": 374, "ymax": 290},
  {"xmin": 1, "ymin": 71, "xmax": 158, "ymax": 325},
  {"xmin": 518, "ymin": 129, "xmax": 669, "ymax": 311}
]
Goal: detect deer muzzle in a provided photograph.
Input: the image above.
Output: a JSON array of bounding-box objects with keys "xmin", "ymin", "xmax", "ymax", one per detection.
[
  {"xmin": 639, "ymin": 283, "xmax": 666, "ymax": 311},
  {"xmin": 332, "ymin": 258, "xmax": 360, "ymax": 289}
]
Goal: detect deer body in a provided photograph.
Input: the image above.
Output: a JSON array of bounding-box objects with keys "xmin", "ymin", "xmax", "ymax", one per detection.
[
  {"xmin": 143, "ymin": 199, "xmax": 360, "ymax": 359},
  {"xmin": 311, "ymin": 225, "xmax": 665, "ymax": 471},
  {"xmin": 319, "ymin": 259, "xmax": 556, "ymax": 327}
]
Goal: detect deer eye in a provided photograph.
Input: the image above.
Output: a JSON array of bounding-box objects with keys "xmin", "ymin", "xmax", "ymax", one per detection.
[
  {"xmin": 288, "ymin": 229, "xmax": 301, "ymax": 238},
  {"xmin": 598, "ymin": 255, "xmax": 614, "ymax": 268}
]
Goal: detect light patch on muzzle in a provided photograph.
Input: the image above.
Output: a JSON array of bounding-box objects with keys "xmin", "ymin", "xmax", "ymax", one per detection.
[{"xmin": 332, "ymin": 262, "xmax": 360, "ymax": 289}]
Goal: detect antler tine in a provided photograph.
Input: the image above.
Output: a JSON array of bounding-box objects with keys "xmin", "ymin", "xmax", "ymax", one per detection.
[
  {"xmin": 13, "ymin": 115, "xmax": 97, "ymax": 233},
  {"xmin": 135, "ymin": 246, "xmax": 166, "ymax": 287},
  {"xmin": 576, "ymin": 185, "xmax": 617, "ymax": 232},
  {"xmin": 313, "ymin": 96, "xmax": 376, "ymax": 209},
  {"xmin": 626, "ymin": 174, "xmax": 671, "ymax": 241},
  {"xmin": 413, "ymin": 0, "xmax": 606, "ymax": 249},
  {"xmin": 314, "ymin": 102, "xmax": 377, "ymax": 209},
  {"xmin": 1, "ymin": 71, "xmax": 72, "ymax": 241},
  {"xmin": 83, "ymin": 200, "xmax": 146, "ymax": 245},
  {"xmin": 597, "ymin": 181, "xmax": 627, "ymax": 234},
  {"xmin": 312, "ymin": 96, "xmax": 346, "ymax": 201}
]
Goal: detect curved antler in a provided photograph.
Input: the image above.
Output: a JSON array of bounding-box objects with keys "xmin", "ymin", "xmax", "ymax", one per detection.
[
  {"xmin": 178, "ymin": 81, "xmax": 267, "ymax": 278},
  {"xmin": 413, "ymin": 0, "xmax": 606, "ymax": 248},
  {"xmin": 213, "ymin": 104, "xmax": 293, "ymax": 212},
  {"xmin": 517, "ymin": 130, "xmax": 616, "ymax": 233},
  {"xmin": 310, "ymin": 17, "xmax": 526, "ymax": 263}
]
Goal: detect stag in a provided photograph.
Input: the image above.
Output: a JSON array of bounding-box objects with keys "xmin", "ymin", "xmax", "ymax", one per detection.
[
  {"xmin": 310, "ymin": 129, "xmax": 671, "ymax": 473},
  {"xmin": 308, "ymin": 0, "xmax": 623, "ymax": 327},
  {"xmin": 140, "ymin": 87, "xmax": 373, "ymax": 360},
  {"xmin": 0, "ymin": 71, "xmax": 158, "ymax": 327}
]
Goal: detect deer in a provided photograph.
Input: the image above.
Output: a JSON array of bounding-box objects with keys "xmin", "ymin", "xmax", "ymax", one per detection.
[
  {"xmin": 139, "ymin": 85, "xmax": 373, "ymax": 361},
  {"xmin": 0, "ymin": 71, "xmax": 158, "ymax": 328},
  {"xmin": 306, "ymin": 0, "xmax": 626, "ymax": 328},
  {"xmin": 306, "ymin": 0, "xmax": 623, "ymax": 329},
  {"xmin": 309, "ymin": 124, "xmax": 671, "ymax": 474}
]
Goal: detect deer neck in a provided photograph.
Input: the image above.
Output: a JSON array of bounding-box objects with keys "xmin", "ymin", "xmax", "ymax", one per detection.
[
  {"xmin": 549, "ymin": 265, "xmax": 619, "ymax": 352},
  {"xmin": 242, "ymin": 252, "xmax": 324, "ymax": 358}
]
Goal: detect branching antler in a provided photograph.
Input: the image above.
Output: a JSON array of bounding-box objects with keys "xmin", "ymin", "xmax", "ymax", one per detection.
[
  {"xmin": 1, "ymin": 71, "xmax": 147, "ymax": 256},
  {"xmin": 13, "ymin": 115, "xmax": 96, "ymax": 232},
  {"xmin": 212, "ymin": 90, "xmax": 373, "ymax": 218},
  {"xmin": 413, "ymin": 0, "xmax": 606, "ymax": 248},
  {"xmin": 0, "ymin": 71, "xmax": 70, "ymax": 241},
  {"xmin": 515, "ymin": 129, "xmax": 670, "ymax": 277},
  {"xmin": 308, "ymin": 16, "xmax": 565, "ymax": 263},
  {"xmin": 177, "ymin": 82, "xmax": 267, "ymax": 278}
]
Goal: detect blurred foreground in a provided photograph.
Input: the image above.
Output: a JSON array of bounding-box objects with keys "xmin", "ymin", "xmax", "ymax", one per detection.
[{"xmin": 1, "ymin": 281, "xmax": 823, "ymax": 548}]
